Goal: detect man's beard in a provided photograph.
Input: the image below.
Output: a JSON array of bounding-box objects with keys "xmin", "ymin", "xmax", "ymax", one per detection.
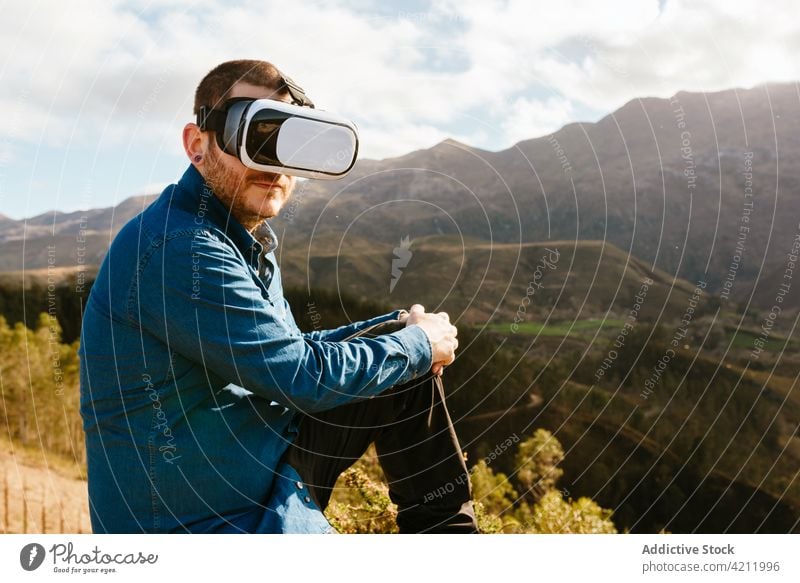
[
  {"xmin": 203, "ymin": 146, "xmax": 276, "ymax": 229},
  {"xmin": 204, "ymin": 147, "xmax": 247, "ymax": 212}
]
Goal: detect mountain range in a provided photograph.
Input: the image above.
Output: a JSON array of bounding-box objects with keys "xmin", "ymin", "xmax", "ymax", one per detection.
[{"xmin": 3, "ymin": 82, "xmax": 799, "ymax": 314}]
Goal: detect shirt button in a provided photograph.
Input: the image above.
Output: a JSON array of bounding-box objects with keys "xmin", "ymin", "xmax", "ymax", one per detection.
[
  {"xmin": 296, "ymin": 481, "xmax": 303, "ymax": 489},
  {"xmin": 304, "ymin": 496, "xmax": 311, "ymax": 504}
]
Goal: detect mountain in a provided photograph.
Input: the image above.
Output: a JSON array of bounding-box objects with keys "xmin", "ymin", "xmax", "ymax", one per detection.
[
  {"xmin": 269, "ymin": 81, "xmax": 800, "ymax": 309},
  {"xmin": 0, "ymin": 194, "xmax": 157, "ymax": 272},
  {"xmin": 277, "ymin": 233, "xmax": 706, "ymax": 324},
  {"xmin": 3, "ymin": 82, "xmax": 800, "ymax": 311}
]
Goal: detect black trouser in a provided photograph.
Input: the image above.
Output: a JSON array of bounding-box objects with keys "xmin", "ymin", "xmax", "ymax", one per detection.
[{"xmin": 282, "ymin": 320, "xmax": 477, "ymax": 534}]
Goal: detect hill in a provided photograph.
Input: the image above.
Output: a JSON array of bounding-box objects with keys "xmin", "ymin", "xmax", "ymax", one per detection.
[
  {"xmin": 0, "ymin": 234, "xmax": 707, "ymax": 343},
  {"xmin": 279, "ymin": 234, "xmax": 708, "ymax": 325},
  {"xmin": 4, "ymin": 83, "xmax": 800, "ymax": 313},
  {"xmin": 0, "ymin": 437, "xmax": 90, "ymax": 534},
  {"xmin": 269, "ymin": 81, "xmax": 800, "ymax": 310},
  {"xmin": 0, "ymin": 194, "xmax": 157, "ymax": 272}
]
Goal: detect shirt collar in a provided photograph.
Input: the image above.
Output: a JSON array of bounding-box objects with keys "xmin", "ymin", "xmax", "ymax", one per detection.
[{"xmin": 176, "ymin": 164, "xmax": 279, "ymax": 257}]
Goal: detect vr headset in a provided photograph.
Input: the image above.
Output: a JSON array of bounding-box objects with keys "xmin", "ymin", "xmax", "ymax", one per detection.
[{"xmin": 196, "ymin": 74, "xmax": 358, "ymax": 180}]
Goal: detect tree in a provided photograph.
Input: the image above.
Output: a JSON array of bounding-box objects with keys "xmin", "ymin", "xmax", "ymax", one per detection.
[
  {"xmin": 515, "ymin": 428, "xmax": 564, "ymax": 504},
  {"xmin": 520, "ymin": 490, "xmax": 617, "ymax": 534}
]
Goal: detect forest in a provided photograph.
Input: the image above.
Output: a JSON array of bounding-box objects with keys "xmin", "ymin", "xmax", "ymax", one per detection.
[{"xmin": 1, "ymin": 275, "xmax": 798, "ymax": 533}]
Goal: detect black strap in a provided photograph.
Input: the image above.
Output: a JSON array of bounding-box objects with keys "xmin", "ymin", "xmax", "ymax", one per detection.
[
  {"xmin": 197, "ymin": 106, "xmax": 227, "ymax": 132},
  {"xmin": 196, "ymin": 72, "xmax": 314, "ymax": 131},
  {"xmin": 279, "ymin": 72, "xmax": 315, "ymax": 109}
]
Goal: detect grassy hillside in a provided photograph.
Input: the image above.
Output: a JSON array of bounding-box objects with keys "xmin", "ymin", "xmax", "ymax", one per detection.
[
  {"xmin": 443, "ymin": 323, "xmax": 800, "ymax": 532},
  {"xmin": 279, "ymin": 235, "xmax": 711, "ymax": 324},
  {"xmin": 1, "ymin": 436, "xmax": 90, "ymax": 534},
  {"xmin": 0, "ymin": 242, "xmax": 797, "ymax": 533}
]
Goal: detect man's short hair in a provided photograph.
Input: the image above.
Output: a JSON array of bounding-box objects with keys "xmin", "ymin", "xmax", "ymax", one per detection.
[{"xmin": 193, "ymin": 59, "xmax": 288, "ymax": 115}]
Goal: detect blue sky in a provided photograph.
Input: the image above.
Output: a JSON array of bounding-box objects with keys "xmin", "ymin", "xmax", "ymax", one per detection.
[{"xmin": 1, "ymin": 0, "xmax": 798, "ymax": 219}]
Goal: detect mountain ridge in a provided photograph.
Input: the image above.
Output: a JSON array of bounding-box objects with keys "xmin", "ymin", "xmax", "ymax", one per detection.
[{"xmin": 3, "ymin": 82, "xmax": 799, "ymax": 311}]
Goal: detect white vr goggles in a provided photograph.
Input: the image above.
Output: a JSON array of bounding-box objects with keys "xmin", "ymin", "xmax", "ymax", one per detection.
[{"xmin": 197, "ymin": 75, "xmax": 358, "ymax": 180}]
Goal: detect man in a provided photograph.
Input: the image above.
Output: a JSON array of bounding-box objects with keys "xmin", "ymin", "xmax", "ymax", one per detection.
[{"xmin": 79, "ymin": 59, "xmax": 477, "ymax": 533}]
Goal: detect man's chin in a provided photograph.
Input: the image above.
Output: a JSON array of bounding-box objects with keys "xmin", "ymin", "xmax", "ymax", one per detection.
[{"xmin": 254, "ymin": 198, "xmax": 284, "ymax": 220}]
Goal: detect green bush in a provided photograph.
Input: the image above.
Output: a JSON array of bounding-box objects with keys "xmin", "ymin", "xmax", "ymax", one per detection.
[{"xmin": 326, "ymin": 430, "xmax": 618, "ymax": 534}]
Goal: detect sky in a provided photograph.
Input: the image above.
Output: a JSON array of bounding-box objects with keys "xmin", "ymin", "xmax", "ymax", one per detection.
[{"xmin": 0, "ymin": 0, "xmax": 798, "ymax": 219}]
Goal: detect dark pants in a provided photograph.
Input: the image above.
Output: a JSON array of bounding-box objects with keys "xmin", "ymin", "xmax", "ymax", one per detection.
[{"xmin": 282, "ymin": 321, "xmax": 477, "ymax": 534}]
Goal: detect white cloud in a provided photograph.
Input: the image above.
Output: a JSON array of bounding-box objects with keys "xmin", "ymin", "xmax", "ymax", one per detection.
[
  {"xmin": 533, "ymin": 0, "xmax": 800, "ymax": 111},
  {"xmin": 1, "ymin": 0, "xmax": 798, "ymax": 201},
  {"xmin": 359, "ymin": 121, "xmax": 488, "ymax": 160},
  {"xmin": 501, "ymin": 96, "xmax": 576, "ymax": 146}
]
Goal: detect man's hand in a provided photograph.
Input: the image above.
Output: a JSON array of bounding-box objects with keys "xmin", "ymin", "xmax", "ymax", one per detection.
[{"xmin": 404, "ymin": 304, "xmax": 458, "ymax": 376}]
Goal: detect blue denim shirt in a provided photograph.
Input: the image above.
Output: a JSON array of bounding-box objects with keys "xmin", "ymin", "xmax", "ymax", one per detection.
[{"xmin": 78, "ymin": 164, "xmax": 433, "ymax": 533}]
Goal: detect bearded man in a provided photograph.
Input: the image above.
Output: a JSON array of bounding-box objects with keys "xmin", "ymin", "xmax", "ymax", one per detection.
[{"xmin": 79, "ymin": 59, "xmax": 477, "ymax": 534}]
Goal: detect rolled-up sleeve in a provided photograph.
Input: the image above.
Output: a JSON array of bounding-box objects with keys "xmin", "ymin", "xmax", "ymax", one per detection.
[{"xmin": 132, "ymin": 231, "xmax": 432, "ymax": 413}]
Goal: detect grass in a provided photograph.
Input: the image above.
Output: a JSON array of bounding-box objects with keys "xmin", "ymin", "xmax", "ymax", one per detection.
[
  {"xmin": 483, "ymin": 318, "xmax": 626, "ymax": 337},
  {"xmin": 1, "ymin": 435, "xmax": 89, "ymax": 533},
  {"xmin": 727, "ymin": 326, "xmax": 800, "ymax": 351},
  {"xmin": 0, "ymin": 435, "xmax": 85, "ymax": 481}
]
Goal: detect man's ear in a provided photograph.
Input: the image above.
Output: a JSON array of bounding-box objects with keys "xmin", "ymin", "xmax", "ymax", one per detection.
[{"xmin": 183, "ymin": 123, "xmax": 211, "ymax": 166}]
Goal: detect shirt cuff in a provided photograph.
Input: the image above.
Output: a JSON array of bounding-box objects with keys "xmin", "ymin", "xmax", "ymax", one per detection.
[
  {"xmin": 362, "ymin": 309, "xmax": 406, "ymax": 327},
  {"xmin": 390, "ymin": 325, "xmax": 433, "ymax": 384},
  {"xmin": 387, "ymin": 308, "xmax": 408, "ymax": 322}
]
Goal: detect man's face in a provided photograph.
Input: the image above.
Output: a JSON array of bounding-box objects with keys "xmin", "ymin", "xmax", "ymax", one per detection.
[{"xmin": 202, "ymin": 82, "xmax": 297, "ymax": 225}]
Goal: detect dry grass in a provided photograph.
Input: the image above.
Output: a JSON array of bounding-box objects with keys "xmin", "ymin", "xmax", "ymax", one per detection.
[{"xmin": 0, "ymin": 436, "xmax": 89, "ymax": 533}]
